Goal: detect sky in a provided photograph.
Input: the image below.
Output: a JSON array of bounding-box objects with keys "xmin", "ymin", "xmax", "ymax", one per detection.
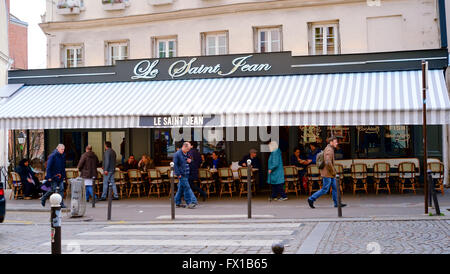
[{"xmin": 10, "ymin": 0, "xmax": 47, "ymax": 69}]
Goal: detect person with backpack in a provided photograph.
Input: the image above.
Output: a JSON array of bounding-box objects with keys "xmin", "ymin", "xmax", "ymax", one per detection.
[{"xmin": 307, "ymin": 136, "xmax": 346, "ymax": 209}]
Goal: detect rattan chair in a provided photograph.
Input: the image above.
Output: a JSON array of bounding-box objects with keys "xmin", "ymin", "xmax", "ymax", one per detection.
[
  {"xmin": 218, "ymin": 168, "xmax": 234, "ymax": 198},
  {"xmin": 373, "ymin": 162, "xmax": 391, "ymax": 195},
  {"xmin": 333, "ymin": 163, "xmax": 345, "ymax": 195},
  {"xmin": 165, "ymin": 170, "xmax": 179, "ymax": 197},
  {"xmin": 114, "ymin": 168, "xmax": 127, "ymax": 199},
  {"xmin": 428, "ymin": 162, "xmax": 444, "ymax": 195},
  {"xmin": 307, "ymin": 165, "xmax": 322, "ymax": 196},
  {"xmin": 8, "ymin": 172, "xmax": 23, "ymax": 200},
  {"xmin": 398, "ymin": 162, "xmax": 416, "ymax": 194},
  {"xmin": 283, "ymin": 166, "xmax": 300, "ymax": 198},
  {"xmin": 94, "ymin": 170, "xmax": 103, "ymax": 198},
  {"xmin": 148, "ymin": 169, "xmax": 164, "ymax": 198},
  {"xmin": 351, "ymin": 163, "xmax": 368, "ymax": 195},
  {"xmin": 237, "ymin": 167, "xmax": 256, "ymax": 197},
  {"xmin": 199, "ymin": 168, "xmax": 216, "ymax": 198},
  {"xmin": 127, "ymin": 169, "xmax": 145, "ymax": 198}
]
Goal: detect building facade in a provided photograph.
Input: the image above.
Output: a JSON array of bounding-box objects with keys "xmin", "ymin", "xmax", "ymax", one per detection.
[{"xmin": 8, "ymin": 13, "xmax": 27, "ymax": 70}]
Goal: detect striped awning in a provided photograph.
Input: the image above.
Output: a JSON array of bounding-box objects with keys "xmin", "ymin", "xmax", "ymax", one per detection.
[{"xmin": 0, "ymin": 69, "xmax": 449, "ymax": 129}]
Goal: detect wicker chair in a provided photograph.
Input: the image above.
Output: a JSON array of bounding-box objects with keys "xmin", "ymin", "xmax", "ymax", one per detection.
[
  {"xmin": 398, "ymin": 162, "xmax": 416, "ymax": 194},
  {"xmin": 148, "ymin": 169, "xmax": 164, "ymax": 198},
  {"xmin": 127, "ymin": 169, "xmax": 145, "ymax": 198},
  {"xmin": 237, "ymin": 167, "xmax": 256, "ymax": 197},
  {"xmin": 351, "ymin": 163, "xmax": 368, "ymax": 195},
  {"xmin": 8, "ymin": 172, "xmax": 23, "ymax": 200},
  {"xmin": 428, "ymin": 162, "xmax": 444, "ymax": 195},
  {"xmin": 199, "ymin": 168, "xmax": 216, "ymax": 198},
  {"xmin": 114, "ymin": 168, "xmax": 127, "ymax": 199},
  {"xmin": 373, "ymin": 162, "xmax": 391, "ymax": 195},
  {"xmin": 283, "ymin": 166, "xmax": 300, "ymax": 198},
  {"xmin": 218, "ymin": 168, "xmax": 234, "ymax": 198},
  {"xmin": 307, "ymin": 165, "xmax": 322, "ymax": 196},
  {"xmin": 333, "ymin": 163, "xmax": 344, "ymax": 195}
]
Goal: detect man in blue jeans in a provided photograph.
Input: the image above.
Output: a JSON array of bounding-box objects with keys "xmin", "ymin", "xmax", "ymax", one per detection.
[
  {"xmin": 174, "ymin": 142, "xmax": 198, "ymax": 209},
  {"xmin": 308, "ymin": 137, "xmax": 347, "ymax": 209},
  {"xmin": 41, "ymin": 144, "xmax": 66, "ymax": 208}
]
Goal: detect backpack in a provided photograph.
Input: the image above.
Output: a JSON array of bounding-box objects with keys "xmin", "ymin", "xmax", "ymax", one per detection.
[{"xmin": 316, "ymin": 151, "xmax": 325, "ymax": 169}]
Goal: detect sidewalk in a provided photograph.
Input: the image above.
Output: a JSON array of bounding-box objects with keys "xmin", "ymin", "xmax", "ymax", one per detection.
[{"xmin": 4, "ymin": 188, "xmax": 450, "ymax": 222}]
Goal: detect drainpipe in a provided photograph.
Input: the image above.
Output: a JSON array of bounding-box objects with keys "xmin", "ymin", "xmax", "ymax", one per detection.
[{"xmin": 438, "ymin": 0, "xmax": 448, "ymax": 48}]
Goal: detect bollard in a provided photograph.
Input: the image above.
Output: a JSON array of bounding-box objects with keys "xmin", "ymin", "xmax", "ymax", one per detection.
[
  {"xmin": 50, "ymin": 192, "xmax": 62, "ymax": 254},
  {"xmin": 428, "ymin": 170, "xmax": 441, "ymax": 215},
  {"xmin": 107, "ymin": 180, "xmax": 112, "ymax": 221},
  {"xmin": 170, "ymin": 162, "xmax": 175, "ymax": 220},
  {"xmin": 272, "ymin": 242, "xmax": 284, "ymax": 254},
  {"xmin": 336, "ymin": 174, "xmax": 342, "ymax": 218},
  {"xmin": 428, "ymin": 170, "xmax": 433, "ymax": 208},
  {"xmin": 247, "ymin": 159, "xmax": 252, "ymax": 219},
  {"xmin": 92, "ymin": 176, "xmax": 96, "ymax": 208}
]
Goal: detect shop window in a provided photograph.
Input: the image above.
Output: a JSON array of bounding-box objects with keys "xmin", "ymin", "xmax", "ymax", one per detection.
[
  {"xmin": 384, "ymin": 126, "xmax": 411, "ymax": 156},
  {"xmin": 327, "ymin": 126, "xmax": 350, "ymax": 159},
  {"xmin": 299, "ymin": 126, "xmax": 322, "ymax": 145},
  {"xmin": 153, "ymin": 129, "xmax": 176, "ymax": 165},
  {"xmin": 106, "ymin": 131, "xmax": 125, "ymax": 162},
  {"xmin": 8, "ymin": 130, "xmax": 45, "ymax": 169},
  {"xmin": 356, "ymin": 126, "xmax": 382, "ymax": 157}
]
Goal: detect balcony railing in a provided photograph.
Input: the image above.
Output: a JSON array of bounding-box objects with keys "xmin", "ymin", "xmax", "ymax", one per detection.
[
  {"xmin": 148, "ymin": 0, "xmax": 174, "ymax": 6},
  {"xmin": 102, "ymin": 0, "xmax": 130, "ymax": 11},
  {"xmin": 57, "ymin": 0, "xmax": 84, "ymax": 15}
]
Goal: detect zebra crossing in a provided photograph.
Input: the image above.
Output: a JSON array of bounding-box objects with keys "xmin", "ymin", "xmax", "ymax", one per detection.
[{"xmin": 40, "ymin": 222, "xmax": 303, "ymax": 253}]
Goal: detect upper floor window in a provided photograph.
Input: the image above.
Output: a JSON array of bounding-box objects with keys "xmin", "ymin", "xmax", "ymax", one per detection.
[
  {"xmin": 202, "ymin": 32, "xmax": 228, "ymax": 56},
  {"xmin": 106, "ymin": 41, "xmax": 129, "ymax": 65},
  {"xmin": 153, "ymin": 37, "xmax": 177, "ymax": 58},
  {"xmin": 309, "ymin": 22, "xmax": 340, "ymax": 55},
  {"xmin": 62, "ymin": 44, "xmax": 83, "ymax": 68},
  {"xmin": 254, "ymin": 26, "xmax": 282, "ymax": 53}
]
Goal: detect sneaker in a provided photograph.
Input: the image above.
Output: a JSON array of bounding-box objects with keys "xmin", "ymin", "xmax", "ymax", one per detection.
[
  {"xmin": 278, "ymin": 197, "xmax": 288, "ymax": 201},
  {"xmin": 307, "ymin": 199, "xmax": 315, "ymax": 208},
  {"xmin": 272, "ymin": 197, "xmax": 279, "ymax": 201},
  {"xmin": 334, "ymin": 203, "xmax": 347, "ymax": 208},
  {"xmin": 176, "ymin": 204, "xmax": 186, "ymax": 208},
  {"xmin": 40, "ymin": 198, "xmax": 46, "ymax": 207},
  {"xmin": 188, "ymin": 203, "xmax": 197, "ymax": 209}
]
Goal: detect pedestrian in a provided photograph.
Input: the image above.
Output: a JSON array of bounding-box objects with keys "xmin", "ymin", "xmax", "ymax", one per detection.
[
  {"xmin": 15, "ymin": 159, "xmax": 41, "ymax": 199},
  {"xmin": 99, "ymin": 141, "xmax": 119, "ymax": 201},
  {"xmin": 188, "ymin": 141, "xmax": 207, "ymax": 202},
  {"xmin": 267, "ymin": 141, "xmax": 288, "ymax": 201},
  {"xmin": 77, "ymin": 145, "xmax": 99, "ymax": 202},
  {"xmin": 41, "ymin": 144, "xmax": 66, "ymax": 208},
  {"xmin": 307, "ymin": 136, "xmax": 347, "ymax": 209},
  {"xmin": 173, "ymin": 142, "xmax": 198, "ymax": 209}
]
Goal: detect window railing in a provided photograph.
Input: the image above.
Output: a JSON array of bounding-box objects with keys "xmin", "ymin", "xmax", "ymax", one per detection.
[
  {"xmin": 57, "ymin": 0, "xmax": 82, "ymax": 9},
  {"xmin": 102, "ymin": 0, "xmax": 125, "ymax": 4}
]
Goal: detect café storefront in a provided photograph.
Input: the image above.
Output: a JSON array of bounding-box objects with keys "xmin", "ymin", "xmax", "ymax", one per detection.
[{"xmin": 2, "ymin": 49, "xmax": 450, "ymax": 187}]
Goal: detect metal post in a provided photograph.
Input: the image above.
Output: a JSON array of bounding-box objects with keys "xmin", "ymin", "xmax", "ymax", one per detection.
[
  {"xmin": 428, "ymin": 170, "xmax": 441, "ymax": 215},
  {"xmin": 170, "ymin": 162, "xmax": 175, "ymax": 220},
  {"xmin": 107, "ymin": 177, "xmax": 112, "ymax": 221},
  {"xmin": 422, "ymin": 60, "xmax": 429, "ymax": 214},
  {"xmin": 50, "ymin": 193, "xmax": 62, "ymax": 254},
  {"xmin": 92, "ymin": 176, "xmax": 96, "ymax": 208},
  {"xmin": 336, "ymin": 174, "xmax": 342, "ymax": 218},
  {"xmin": 247, "ymin": 159, "xmax": 252, "ymax": 219}
]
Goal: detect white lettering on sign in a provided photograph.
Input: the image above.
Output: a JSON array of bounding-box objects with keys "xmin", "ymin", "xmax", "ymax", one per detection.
[
  {"xmin": 131, "ymin": 60, "xmax": 159, "ymax": 79},
  {"xmin": 218, "ymin": 55, "xmax": 271, "ymax": 76},
  {"xmin": 152, "ymin": 116, "xmax": 207, "ymax": 126}
]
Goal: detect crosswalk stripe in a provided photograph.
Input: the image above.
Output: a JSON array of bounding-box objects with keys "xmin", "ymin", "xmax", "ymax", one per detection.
[
  {"xmin": 156, "ymin": 214, "xmax": 274, "ymax": 219},
  {"xmin": 41, "ymin": 239, "xmax": 282, "ymax": 247},
  {"xmin": 79, "ymin": 230, "xmax": 293, "ymax": 236},
  {"xmin": 102, "ymin": 223, "xmax": 301, "ymax": 229}
]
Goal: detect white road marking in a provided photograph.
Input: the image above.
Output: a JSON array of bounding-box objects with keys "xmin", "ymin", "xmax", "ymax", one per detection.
[
  {"xmin": 79, "ymin": 230, "xmax": 293, "ymax": 236},
  {"xmin": 41, "ymin": 239, "xmax": 282, "ymax": 247},
  {"xmin": 102, "ymin": 223, "xmax": 301, "ymax": 229},
  {"xmin": 156, "ymin": 214, "xmax": 274, "ymax": 219},
  {"xmin": 296, "ymin": 222, "xmax": 331, "ymax": 254}
]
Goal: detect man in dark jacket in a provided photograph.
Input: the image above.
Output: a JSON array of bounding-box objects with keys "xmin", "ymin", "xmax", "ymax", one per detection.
[
  {"xmin": 41, "ymin": 144, "xmax": 66, "ymax": 208},
  {"xmin": 188, "ymin": 141, "xmax": 207, "ymax": 201},
  {"xmin": 100, "ymin": 141, "xmax": 118, "ymax": 201},
  {"xmin": 174, "ymin": 142, "xmax": 198, "ymax": 209},
  {"xmin": 239, "ymin": 148, "xmax": 263, "ymax": 188},
  {"xmin": 77, "ymin": 145, "xmax": 99, "ymax": 202}
]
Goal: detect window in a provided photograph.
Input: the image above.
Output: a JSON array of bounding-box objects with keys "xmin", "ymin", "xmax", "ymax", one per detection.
[
  {"xmin": 356, "ymin": 126, "xmax": 382, "ymax": 158},
  {"xmin": 309, "ymin": 23, "xmax": 339, "ymax": 55},
  {"xmin": 202, "ymin": 32, "xmax": 228, "ymax": 56},
  {"xmin": 254, "ymin": 27, "xmax": 282, "ymax": 53},
  {"xmin": 106, "ymin": 41, "xmax": 129, "ymax": 65},
  {"xmin": 154, "ymin": 38, "xmax": 177, "ymax": 58},
  {"xmin": 63, "ymin": 45, "xmax": 83, "ymax": 68},
  {"xmin": 384, "ymin": 126, "xmax": 411, "ymax": 156}
]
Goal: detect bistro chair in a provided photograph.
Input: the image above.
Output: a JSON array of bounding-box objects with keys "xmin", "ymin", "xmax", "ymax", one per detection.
[
  {"xmin": 165, "ymin": 170, "xmax": 179, "ymax": 197},
  {"xmin": 94, "ymin": 169, "xmax": 103, "ymax": 198},
  {"xmin": 237, "ymin": 167, "xmax": 256, "ymax": 197},
  {"xmin": 283, "ymin": 166, "xmax": 300, "ymax": 198},
  {"xmin": 350, "ymin": 163, "xmax": 368, "ymax": 195},
  {"xmin": 114, "ymin": 168, "xmax": 127, "ymax": 199},
  {"xmin": 218, "ymin": 167, "xmax": 234, "ymax": 198},
  {"xmin": 306, "ymin": 165, "xmax": 322, "ymax": 196},
  {"xmin": 65, "ymin": 169, "xmax": 79, "ymax": 198},
  {"xmin": 427, "ymin": 162, "xmax": 444, "ymax": 195},
  {"xmin": 148, "ymin": 169, "xmax": 164, "ymax": 198},
  {"xmin": 8, "ymin": 172, "xmax": 23, "ymax": 200},
  {"xmin": 127, "ymin": 169, "xmax": 145, "ymax": 198},
  {"xmin": 398, "ymin": 162, "xmax": 416, "ymax": 194},
  {"xmin": 333, "ymin": 163, "xmax": 345, "ymax": 196},
  {"xmin": 373, "ymin": 162, "xmax": 391, "ymax": 195},
  {"xmin": 198, "ymin": 168, "xmax": 216, "ymax": 198}
]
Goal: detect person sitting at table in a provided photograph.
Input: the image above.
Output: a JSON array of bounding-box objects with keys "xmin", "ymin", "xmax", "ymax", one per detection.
[
  {"xmin": 239, "ymin": 148, "xmax": 263, "ymax": 188},
  {"xmin": 211, "ymin": 151, "xmax": 227, "ymax": 169},
  {"xmin": 122, "ymin": 155, "xmax": 138, "ymax": 171},
  {"xmin": 200, "ymin": 153, "xmax": 212, "ymax": 169},
  {"xmin": 306, "ymin": 142, "xmax": 322, "ymax": 166},
  {"xmin": 290, "ymin": 146, "xmax": 309, "ymax": 191},
  {"xmin": 15, "ymin": 158, "xmax": 42, "ymax": 199},
  {"xmin": 138, "ymin": 154, "xmax": 155, "ymax": 173}
]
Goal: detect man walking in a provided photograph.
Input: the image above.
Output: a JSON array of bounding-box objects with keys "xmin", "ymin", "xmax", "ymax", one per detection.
[
  {"xmin": 100, "ymin": 141, "xmax": 119, "ymax": 201},
  {"xmin": 307, "ymin": 137, "xmax": 346, "ymax": 208},
  {"xmin": 77, "ymin": 145, "xmax": 99, "ymax": 202},
  {"xmin": 188, "ymin": 141, "xmax": 207, "ymax": 202},
  {"xmin": 41, "ymin": 144, "xmax": 66, "ymax": 208},
  {"xmin": 174, "ymin": 142, "xmax": 198, "ymax": 209}
]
